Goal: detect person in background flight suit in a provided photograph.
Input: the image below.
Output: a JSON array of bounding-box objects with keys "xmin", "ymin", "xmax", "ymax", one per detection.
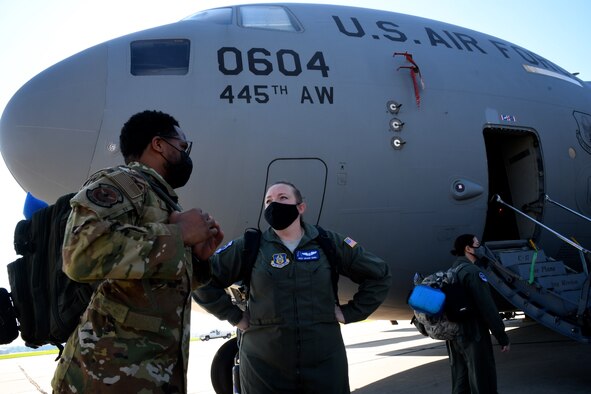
[
  {"xmin": 194, "ymin": 181, "xmax": 392, "ymax": 394},
  {"xmin": 447, "ymin": 234, "xmax": 511, "ymax": 394},
  {"xmin": 51, "ymin": 110, "xmax": 224, "ymax": 393}
]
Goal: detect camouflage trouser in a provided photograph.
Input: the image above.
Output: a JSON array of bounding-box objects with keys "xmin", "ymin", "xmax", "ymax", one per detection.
[{"xmin": 52, "ymin": 314, "xmax": 185, "ymax": 393}]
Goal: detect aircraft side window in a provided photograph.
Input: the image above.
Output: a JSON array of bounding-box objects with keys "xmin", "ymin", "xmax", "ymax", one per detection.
[
  {"xmin": 574, "ymin": 111, "xmax": 591, "ymax": 155},
  {"xmin": 238, "ymin": 5, "xmax": 302, "ymax": 32},
  {"xmin": 130, "ymin": 39, "xmax": 190, "ymax": 76}
]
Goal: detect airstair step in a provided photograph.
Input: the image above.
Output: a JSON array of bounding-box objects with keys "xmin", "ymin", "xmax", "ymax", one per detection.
[
  {"xmin": 510, "ymin": 261, "xmax": 566, "ymax": 279},
  {"xmin": 485, "ymin": 238, "xmax": 591, "ymax": 343},
  {"xmin": 485, "ymin": 240, "xmax": 529, "ymax": 250},
  {"xmin": 536, "ymin": 273, "xmax": 587, "ymax": 292},
  {"xmin": 496, "ymin": 249, "xmax": 547, "ymax": 267},
  {"xmin": 561, "ymin": 289, "xmax": 586, "ymax": 307}
]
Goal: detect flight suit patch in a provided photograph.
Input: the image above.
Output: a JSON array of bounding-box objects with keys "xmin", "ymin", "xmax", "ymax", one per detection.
[
  {"xmin": 215, "ymin": 240, "xmax": 233, "ymax": 254},
  {"xmin": 479, "ymin": 272, "xmax": 488, "ymax": 282},
  {"xmin": 270, "ymin": 253, "xmax": 290, "ymax": 268},
  {"xmin": 87, "ymin": 184, "xmax": 123, "ymax": 208},
  {"xmin": 344, "ymin": 237, "xmax": 357, "ymax": 248},
  {"xmin": 295, "ymin": 250, "xmax": 319, "ymax": 261}
]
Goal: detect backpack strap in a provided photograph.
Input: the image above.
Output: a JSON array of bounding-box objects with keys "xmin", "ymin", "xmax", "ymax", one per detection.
[
  {"xmin": 314, "ymin": 226, "xmax": 340, "ymax": 305},
  {"xmin": 240, "ymin": 226, "xmax": 340, "ymax": 305},
  {"xmin": 119, "ymin": 166, "xmax": 182, "ymax": 212},
  {"xmin": 241, "ymin": 228, "xmax": 262, "ymax": 291},
  {"xmin": 144, "ymin": 179, "xmax": 181, "ymax": 212}
]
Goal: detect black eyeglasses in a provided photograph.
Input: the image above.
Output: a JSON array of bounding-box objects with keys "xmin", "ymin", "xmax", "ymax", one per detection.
[{"xmin": 161, "ymin": 136, "xmax": 192, "ymax": 155}]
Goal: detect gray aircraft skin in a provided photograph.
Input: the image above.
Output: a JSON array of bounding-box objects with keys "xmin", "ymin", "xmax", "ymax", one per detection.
[{"xmin": 1, "ymin": 3, "xmax": 591, "ymax": 331}]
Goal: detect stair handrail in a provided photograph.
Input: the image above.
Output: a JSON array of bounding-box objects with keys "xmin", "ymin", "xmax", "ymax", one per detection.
[
  {"xmin": 545, "ymin": 194, "xmax": 591, "ymax": 223},
  {"xmin": 493, "ymin": 194, "xmax": 591, "ymax": 336},
  {"xmin": 543, "ymin": 195, "xmax": 591, "ymax": 275},
  {"xmin": 492, "ymin": 194, "xmax": 591, "ymax": 255}
]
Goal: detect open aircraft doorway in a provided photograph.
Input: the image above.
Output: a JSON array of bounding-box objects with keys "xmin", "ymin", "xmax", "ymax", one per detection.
[{"xmin": 483, "ymin": 127, "xmax": 544, "ymax": 243}]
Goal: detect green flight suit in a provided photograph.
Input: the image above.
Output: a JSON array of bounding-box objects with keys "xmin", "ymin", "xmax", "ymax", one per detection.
[
  {"xmin": 51, "ymin": 162, "xmax": 211, "ymax": 393},
  {"xmin": 194, "ymin": 223, "xmax": 391, "ymax": 394},
  {"xmin": 446, "ymin": 257, "xmax": 510, "ymax": 394}
]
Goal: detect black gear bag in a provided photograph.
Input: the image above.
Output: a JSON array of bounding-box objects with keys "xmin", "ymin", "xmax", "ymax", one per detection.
[
  {"xmin": 1, "ymin": 193, "xmax": 94, "ymax": 352},
  {"xmin": 0, "ymin": 287, "xmax": 18, "ymax": 344}
]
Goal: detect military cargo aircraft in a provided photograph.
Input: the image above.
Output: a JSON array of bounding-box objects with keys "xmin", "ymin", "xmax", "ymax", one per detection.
[{"xmin": 1, "ymin": 3, "xmax": 590, "ymax": 392}]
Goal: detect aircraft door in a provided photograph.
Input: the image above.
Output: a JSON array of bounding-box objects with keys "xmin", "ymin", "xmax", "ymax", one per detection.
[
  {"xmin": 260, "ymin": 158, "xmax": 327, "ymax": 228},
  {"xmin": 483, "ymin": 128, "xmax": 544, "ymax": 242},
  {"xmin": 573, "ymin": 111, "xmax": 591, "ymax": 217}
]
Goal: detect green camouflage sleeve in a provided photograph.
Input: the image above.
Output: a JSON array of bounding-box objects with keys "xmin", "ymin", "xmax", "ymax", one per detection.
[{"xmin": 62, "ymin": 175, "xmax": 188, "ymax": 282}]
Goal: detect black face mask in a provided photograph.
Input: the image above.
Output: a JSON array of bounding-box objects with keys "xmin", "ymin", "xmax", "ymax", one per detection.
[
  {"xmin": 471, "ymin": 245, "xmax": 485, "ymax": 259},
  {"xmin": 162, "ymin": 150, "xmax": 193, "ymax": 189},
  {"xmin": 264, "ymin": 202, "xmax": 300, "ymax": 230}
]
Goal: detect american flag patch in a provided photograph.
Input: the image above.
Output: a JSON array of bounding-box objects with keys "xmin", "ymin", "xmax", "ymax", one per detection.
[{"xmin": 344, "ymin": 237, "xmax": 357, "ymax": 248}]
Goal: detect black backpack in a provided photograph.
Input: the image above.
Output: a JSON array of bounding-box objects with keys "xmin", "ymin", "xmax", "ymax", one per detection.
[
  {"xmin": 2, "ymin": 192, "xmax": 93, "ymax": 351},
  {"xmin": 0, "ymin": 288, "xmax": 18, "ymax": 344},
  {"xmin": 0, "ymin": 168, "xmax": 167, "ymax": 353}
]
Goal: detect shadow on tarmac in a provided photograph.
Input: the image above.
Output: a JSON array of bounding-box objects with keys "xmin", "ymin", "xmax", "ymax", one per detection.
[
  {"xmin": 352, "ymin": 320, "xmax": 591, "ymax": 394},
  {"xmin": 345, "ymin": 332, "xmax": 429, "ymax": 350}
]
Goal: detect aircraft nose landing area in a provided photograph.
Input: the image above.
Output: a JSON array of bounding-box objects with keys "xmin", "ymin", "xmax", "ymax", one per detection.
[{"xmin": 1, "ymin": 319, "xmax": 590, "ymax": 393}]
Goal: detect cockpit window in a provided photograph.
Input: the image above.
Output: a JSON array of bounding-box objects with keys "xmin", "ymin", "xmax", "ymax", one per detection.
[
  {"xmin": 130, "ymin": 39, "xmax": 190, "ymax": 76},
  {"xmin": 182, "ymin": 7, "xmax": 233, "ymax": 25},
  {"xmin": 238, "ymin": 5, "xmax": 302, "ymax": 32}
]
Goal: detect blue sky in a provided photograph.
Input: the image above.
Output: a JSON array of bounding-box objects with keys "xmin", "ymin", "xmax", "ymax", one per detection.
[{"xmin": 0, "ymin": 0, "xmax": 590, "ymax": 288}]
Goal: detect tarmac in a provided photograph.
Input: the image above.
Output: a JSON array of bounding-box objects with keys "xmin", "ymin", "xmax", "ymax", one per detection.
[{"xmin": 1, "ymin": 317, "xmax": 590, "ymax": 393}]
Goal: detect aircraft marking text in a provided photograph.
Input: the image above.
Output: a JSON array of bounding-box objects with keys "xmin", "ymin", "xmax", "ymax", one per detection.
[
  {"xmin": 217, "ymin": 47, "xmax": 334, "ymax": 104},
  {"xmin": 219, "ymin": 85, "xmax": 334, "ymax": 104},
  {"xmin": 332, "ymin": 15, "xmax": 568, "ymax": 76},
  {"xmin": 217, "ymin": 47, "xmax": 330, "ymax": 77}
]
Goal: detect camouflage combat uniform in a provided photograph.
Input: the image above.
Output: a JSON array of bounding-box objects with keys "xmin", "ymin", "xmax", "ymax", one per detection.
[
  {"xmin": 51, "ymin": 162, "xmax": 210, "ymax": 393},
  {"xmin": 446, "ymin": 256, "xmax": 509, "ymax": 394},
  {"xmin": 194, "ymin": 223, "xmax": 391, "ymax": 394}
]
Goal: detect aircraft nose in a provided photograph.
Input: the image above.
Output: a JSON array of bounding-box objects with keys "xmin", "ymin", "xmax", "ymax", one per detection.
[{"xmin": 0, "ymin": 44, "xmax": 107, "ymax": 202}]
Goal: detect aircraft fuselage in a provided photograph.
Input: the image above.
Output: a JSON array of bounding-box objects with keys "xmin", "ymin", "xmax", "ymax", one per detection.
[{"xmin": 2, "ymin": 4, "xmax": 591, "ymax": 319}]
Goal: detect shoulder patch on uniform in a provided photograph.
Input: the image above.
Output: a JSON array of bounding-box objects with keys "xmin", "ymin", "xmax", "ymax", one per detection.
[
  {"xmin": 215, "ymin": 240, "xmax": 233, "ymax": 254},
  {"xmin": 86, "ymin": 184, "xmax": 123, "ymax": 208},
  {"xmin": 344, "ymin": 237, "xmax": 357, "ymax": 248},
  {"xmin": 479, "ymin": 272, "xmax": 488, "ymax": 282}
]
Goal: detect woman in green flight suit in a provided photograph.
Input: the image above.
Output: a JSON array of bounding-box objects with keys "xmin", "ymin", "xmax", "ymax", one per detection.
[
  {"xmin": 194, "ymin": 181, "xmax": 391, "ymax": 394},
  {"xmin": 447, "ymin": 234, "xmax": 511, "ymax": 394}
]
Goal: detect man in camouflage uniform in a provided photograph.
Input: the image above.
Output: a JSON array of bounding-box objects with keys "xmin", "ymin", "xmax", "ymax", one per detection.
[{"xmin": 52, "ymin": 110, "xmax": 224, "ymax": 393}]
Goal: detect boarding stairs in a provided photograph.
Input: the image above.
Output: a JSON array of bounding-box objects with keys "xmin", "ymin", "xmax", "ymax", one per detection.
[{"xmin": 481, "ymin": 195, "xmax": 591, "ymax": 343}]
